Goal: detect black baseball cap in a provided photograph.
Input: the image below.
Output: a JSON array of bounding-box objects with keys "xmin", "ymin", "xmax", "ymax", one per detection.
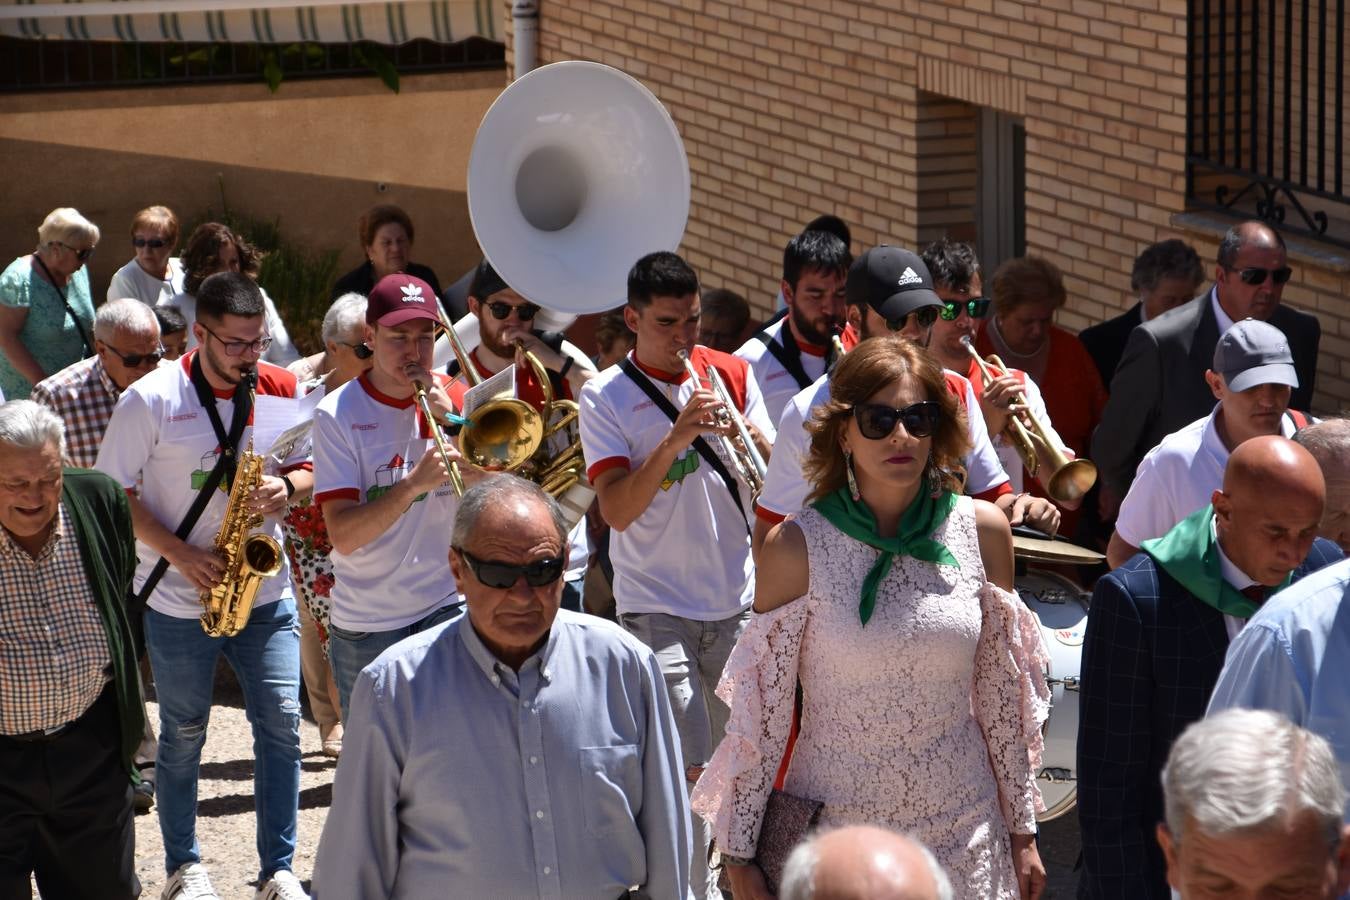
[{"xmin": 845, "ymin": 245, "xmax": 943, "ymax": 320}]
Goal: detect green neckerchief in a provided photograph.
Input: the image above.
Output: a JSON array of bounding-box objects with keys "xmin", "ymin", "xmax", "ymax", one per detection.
[
  {"xmin": 811, "ymin": 486, "xmax": 959, "ymax": 625},
  {"xmin": 1140, "ymin": 504, "xmax": 1291, "ymax": 618}
]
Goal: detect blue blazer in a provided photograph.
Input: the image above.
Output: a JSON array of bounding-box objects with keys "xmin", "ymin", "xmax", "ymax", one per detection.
[{"xmin": 1076, "ymin": 538, "xmax": 1342, "ymax": 899}]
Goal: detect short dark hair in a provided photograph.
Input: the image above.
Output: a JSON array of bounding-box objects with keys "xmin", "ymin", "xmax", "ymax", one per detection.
[
  {"xmin": 359, "ymin": 204, "xmax": 415, "ymax": 248},
  {"xmin": 197, "ymin": 272, "xmax": 264, "ymax": 322},
  {"xmin": 154, "ymin": 304, "xmax": 188, "ymax": 336},
  {"xmin": 1131, "ymin": 239, "xmax": 1204, "ymax": 295},
  {"xmin": 921, "ymin": 239, "xmax": 982, "ymax": 292},
  {"xmin": 701, "ymin": 288, "xmax": 750, "ymax": 327},
  {"xmin": 183, "ymin": 223, "xmax": 261, "ymax": 295},
  {"xmin": 1217, "ymin": 221, "xmax": 1286, "ymax": 269},
  {"xmin": 802, "ymin": 214, "xmax": 851, "ymax": 248},
  {"xmin": 783, "ymin": 230, "xmax": 851, "ymax": 289},
  {"xmin": 627, "ymin": 251, "xmax": 699, "ymax": 310},
  {"xmin": 468, "ymin": 257, "xmax": 509, "ymax": 302}
]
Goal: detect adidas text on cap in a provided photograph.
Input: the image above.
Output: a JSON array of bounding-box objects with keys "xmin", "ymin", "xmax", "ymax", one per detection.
[
  {"xmin": 367, "ymin": 274, "xmax": 443, "ymax": 328},
  {"xmin": 845, "ymin": 245, "xmax": 943, "ymax": 323}
]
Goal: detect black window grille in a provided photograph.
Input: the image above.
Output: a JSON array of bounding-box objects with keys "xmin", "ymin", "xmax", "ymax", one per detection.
[
  {"xmin": 0, "ymin": 34, "xmax": 503, "ymax": 92},
  {"xmin": 1186, "ymin": 0, "xmax": 1349, "ymax": 247}
]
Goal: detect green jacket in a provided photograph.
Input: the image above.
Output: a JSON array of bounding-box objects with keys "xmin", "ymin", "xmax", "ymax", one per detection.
[{"xmin": 61, "ymin": 467, "xmax": 144, "ymax": 775}]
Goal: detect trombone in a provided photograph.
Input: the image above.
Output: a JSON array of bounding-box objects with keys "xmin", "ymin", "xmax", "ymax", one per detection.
[
  {"xmin": 960, "ymin": 336, "xmax": 1097, "ymax": 504},
  {"xmin": 408, "ymin": 370, "xmax": 466, "ymax": 497},
  {"xmin": 680, "ymin": 350, "xmax": 767, "ymax": 497}
]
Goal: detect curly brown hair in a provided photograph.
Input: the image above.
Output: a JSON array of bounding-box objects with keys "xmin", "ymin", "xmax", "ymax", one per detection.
[
  {"xmin": 990, "ymin": 255, "xmax": 1067, "ymax": 316},
  {"xmin": 182, "ymin": 223, "xmax": 261, "ymax": 295},
  {"xmin": 358, "ymin": 204, "xmax": 415, "ymax": 249},
  {"xmin": 803, "ymin": 335, "xmax": 970, "ymax": 503}
]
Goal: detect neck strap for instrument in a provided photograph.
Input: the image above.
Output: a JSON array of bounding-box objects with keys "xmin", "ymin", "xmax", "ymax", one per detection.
[
  {"xmin": 32, "ymin": 254, "xmax": 94, "ymax": 357},
  {"xmin": 620, "ymin": 357, "xmax": 750, "ymax": 534},
  {"xmin": 752, "ymin": 323, "xmax": 813, "ymax": 390}
]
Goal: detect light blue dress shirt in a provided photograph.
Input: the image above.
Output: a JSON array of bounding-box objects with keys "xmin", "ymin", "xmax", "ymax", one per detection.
[
  {"xmin": 312, "ymin": 609, "xmax": 693, "ymax": 899},
  {"xmin": 1208, "ymin": 557, "xmax": 1350, "ymax": 821}
]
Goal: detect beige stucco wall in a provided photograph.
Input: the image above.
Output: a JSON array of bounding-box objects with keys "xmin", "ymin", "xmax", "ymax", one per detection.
[{"xmin": 0, "ymin": 67, "xmax": 507, "ymax": 342}]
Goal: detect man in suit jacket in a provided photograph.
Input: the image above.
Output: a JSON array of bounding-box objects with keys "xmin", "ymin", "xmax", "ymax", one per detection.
[
  {"xmin": 1091, "ymin": 221, "xmax": 1321, "ymax": 506},
  {"xmin": 1077, "ymin": 436, "xmax": 1342, "ymax": 900},
  {"xmin": 1079, "ymin": 238, "xmax": 1203, "ymax": 386}
]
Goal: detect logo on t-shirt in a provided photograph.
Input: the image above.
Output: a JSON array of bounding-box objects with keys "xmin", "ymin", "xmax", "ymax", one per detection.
[
  {"xmin": 660, "ymin": 451, "xmax": 700, "ymax": 491},
  {"xmin": 191, "ymin": 448, "xmax": 222, "ymax": 491},
  {"xmin": 367, "ymin": 453, "xmax": 429, "ymax": 503}
]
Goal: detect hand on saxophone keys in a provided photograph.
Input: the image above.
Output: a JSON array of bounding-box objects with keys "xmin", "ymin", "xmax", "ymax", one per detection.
[
  {"xmin": 166, "ymin": 541, "xmax": 228, "ymax": 593},
  {"xmin": 247, "ymin": 476, "xmax": 291, "ymax": 516}
]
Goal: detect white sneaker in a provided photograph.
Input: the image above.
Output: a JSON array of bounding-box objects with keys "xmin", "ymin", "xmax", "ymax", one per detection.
[
  {"xmin": 161, "ymin": 863, "xmax": 220, "ymax": 900},
  {"xmin": 255, "ymin": 869, "xmax": 309, "ymax": 900}
]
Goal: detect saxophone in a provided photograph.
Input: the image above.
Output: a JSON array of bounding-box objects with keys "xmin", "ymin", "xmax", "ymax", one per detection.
[{"xmin": 200, "ymin": 436, "xmax": 284, "ymax": 638}]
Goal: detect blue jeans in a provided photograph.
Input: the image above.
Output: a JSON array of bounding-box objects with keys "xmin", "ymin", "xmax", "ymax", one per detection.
[
  {"xmin": 328, "ymin": 603, "xmax": 463, "ymax": 721},
  {"xmin": 145, "ymin": 598, "xmax": 301, "ymax": 880}
]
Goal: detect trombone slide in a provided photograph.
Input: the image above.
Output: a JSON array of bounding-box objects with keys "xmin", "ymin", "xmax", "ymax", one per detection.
[{"xmin": 412, "ymin": 378, "xmax": 466, "ymax": 497}]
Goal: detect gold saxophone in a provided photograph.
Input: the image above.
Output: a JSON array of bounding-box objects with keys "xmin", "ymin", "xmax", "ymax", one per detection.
[{"xmin": 200, "ymin": 439, "xmax": 284, "ymax": 638}]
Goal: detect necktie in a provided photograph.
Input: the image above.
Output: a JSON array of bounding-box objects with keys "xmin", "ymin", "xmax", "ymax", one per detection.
[{"xmin": 1240, "ymin": 584, "xmax": 1268, "ymax": 605}]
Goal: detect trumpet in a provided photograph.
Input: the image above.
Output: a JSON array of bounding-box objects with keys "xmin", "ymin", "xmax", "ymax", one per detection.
[
  {"xmin": 409, "ymin": 370, "xmax": 466, "ymax": 497},
  {"xmin": 829, "ymin": 325, "xmax": 848, "ymax": 370},
  {"xmin": 960, "ymin": 336, "xmax": 1097, "ymax": 504},
  {"xmin": 680, "ymin": 350, "xmax": 767, "ymax": 497}
]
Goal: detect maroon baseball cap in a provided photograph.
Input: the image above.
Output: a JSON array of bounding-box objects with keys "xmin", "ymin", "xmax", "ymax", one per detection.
[{"xmin": 366, "ymin": 274, "xmax": 442, "ymax": 327}]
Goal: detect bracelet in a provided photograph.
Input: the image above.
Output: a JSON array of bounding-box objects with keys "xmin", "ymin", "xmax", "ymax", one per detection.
[
  {"xmin": 721, "ymin": 854, "xmax": 754, "ymax": 867},
  {"xmin": 280, "ymin": 474, "xmax": 296, "ymax": 499}
]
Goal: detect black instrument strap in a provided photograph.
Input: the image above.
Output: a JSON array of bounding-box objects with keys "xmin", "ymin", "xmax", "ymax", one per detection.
[
  {"xmin": 752, "ymin": 325, "xmax": 813, "ymax": 391},
  {"xmin": 620, "ymin": 358, "xmax": 750, "ymax": 534},
  {"xmin": 32, "ymin": 254, "xmax": 94, "ymax": 357},
  {"xmin": 133, "ymin": 365, "xmax": 255, "ymax": 607}
]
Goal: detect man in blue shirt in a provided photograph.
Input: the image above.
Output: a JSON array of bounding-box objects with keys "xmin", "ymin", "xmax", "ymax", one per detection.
[{"xmin": 312, "ymin": 474, "xmax": 692, "ymax": 899}]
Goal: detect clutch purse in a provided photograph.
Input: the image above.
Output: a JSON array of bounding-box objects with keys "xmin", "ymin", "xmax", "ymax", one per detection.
[{"xmin": 717, "ymin": 788, "xmax": 824, "ymax": 893}]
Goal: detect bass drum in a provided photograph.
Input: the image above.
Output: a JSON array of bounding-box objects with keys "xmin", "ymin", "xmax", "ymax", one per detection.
[{"xmin": 1015, "ymin": 569, "xmax": 1090, "ymax": 822}]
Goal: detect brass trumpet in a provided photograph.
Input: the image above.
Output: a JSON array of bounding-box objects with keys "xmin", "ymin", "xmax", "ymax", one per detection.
[
  {"xmin": 960, "ymin": 336, "xmax": 1097, "ymax": 503},
  {"xmin": 680, "ymin": 350, "xmax": 767, "ymax": 497}
]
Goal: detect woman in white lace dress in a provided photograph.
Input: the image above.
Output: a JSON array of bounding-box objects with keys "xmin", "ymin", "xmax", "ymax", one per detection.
[{"xmin": 691, "ymin": 335, "xmax": 1050, "ymax": 899}]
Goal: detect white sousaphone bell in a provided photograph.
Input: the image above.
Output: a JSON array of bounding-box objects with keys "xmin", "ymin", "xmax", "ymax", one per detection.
[{"xmin": 466, "ymin": 59, "xmax": 691, "ymax": 315}]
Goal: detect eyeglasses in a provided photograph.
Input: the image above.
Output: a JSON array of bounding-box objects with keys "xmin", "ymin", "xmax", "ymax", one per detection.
[
  {"xmin": 487, "ymin": 301, "xmax": 539, "ymax": 321},
  {"xmin": 340, "ymin": 341, "xmax": 374, "ymax": 360},
  {"xmin": 885, "ymin": 307, "xmax": 939, "ymax": 332},
  {"xmin": 53, "ymin": 241, "xmax": 95, "ymax": 263},
  {"xmin": 850, "ymin": 401, "xmax": 941, "ymax": 440},
  {"xmin": 200, "ymin": 322, "xmax": 273, "ymax": 357},
  {"xmin": 132, "ymin": 237, "xmax": 168, "ymax": 249},
  {"xmin": 456, "ymin": 548, "xmax": 565, "ymax": 588},
  {"xmin": 938, "ymin": 298, "xmax": 992, "ymax": 321},
  {"xmin": 101, "ymin": 342, "xmax": 165, "ymax": 367},
  {"xmin": 1236, "ymin": 266, "xmax": 1292, "ymax": 286}
]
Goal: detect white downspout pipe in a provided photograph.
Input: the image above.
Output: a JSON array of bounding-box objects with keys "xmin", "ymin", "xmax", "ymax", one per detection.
[{"xmin": 512, "ymin": 0, "xmax": 538, "ymax": 78}]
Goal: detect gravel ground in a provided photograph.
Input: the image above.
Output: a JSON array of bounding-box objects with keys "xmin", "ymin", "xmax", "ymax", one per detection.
[{"xmin": 130, "ymin": 663, "xmax": 1080, "ymax": 899}]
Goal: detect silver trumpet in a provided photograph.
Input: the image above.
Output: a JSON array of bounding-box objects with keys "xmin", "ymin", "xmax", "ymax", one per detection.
[{"xmin": 679, "ymin": 350, "xmax": 767, "ymax": 498}]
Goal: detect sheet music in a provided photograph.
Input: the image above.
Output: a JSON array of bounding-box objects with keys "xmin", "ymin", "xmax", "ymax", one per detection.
[
  {"xmin": 461, "ymin": 366, "xmax": 515, "ymax": 418},
  {"xmin": 255, "ymin": 387, "xmax": 325, "ymax": 466}
]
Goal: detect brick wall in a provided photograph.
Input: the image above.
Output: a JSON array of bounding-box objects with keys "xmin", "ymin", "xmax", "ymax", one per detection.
[
  {"xmin": 916, "ymin": 92, "xmax": 978, "ymax": 247},
  {"xmin": 513, "ymin": 0, "xmax": 1350, "ymax": 414}
]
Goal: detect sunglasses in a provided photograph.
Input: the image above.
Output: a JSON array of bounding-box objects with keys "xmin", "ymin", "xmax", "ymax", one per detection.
[
  {"xmin": 851, "ymin": 401, "xmax": 941, "ymax": 440},
  {"xmin": 886, "ymin": 307, "xmax": 939, "ymax": 332},
  {"xmin": 1236, "ymin": 266, "xmax": 1292, "ymax": 286},
  {"xmin": 102, "ymin": 342, "xmax": 165, "ymax": 367},
  {"xmin": 487, "ymin": 301, "xmax": 539, "ymax": 321},
  {"xmin": 54, "ymin": 241, "xmax": 95, "ymax": 263},
  {"xmin": 200, "ymin": 322, "xmax": 273, "ymax": 357},
  {"xmin": 341, "ymin": 341, "xmax": 374, "ymax": 360},
  {"xmin": 457, "ymin": 548, "xmax": 565, "ymax": 588},
  {"xmin": 132, "ymin": 237, "xmax": 168, "ymax": 249},
  {"xmin": 939, "ymin": 298, "xmax": 992, "ymax": 321}
]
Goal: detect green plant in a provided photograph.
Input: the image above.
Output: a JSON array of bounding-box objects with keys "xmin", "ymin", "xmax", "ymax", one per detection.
[{"xmin": 189, "ymin": 177, "xmax": 340, "ymax": 355}]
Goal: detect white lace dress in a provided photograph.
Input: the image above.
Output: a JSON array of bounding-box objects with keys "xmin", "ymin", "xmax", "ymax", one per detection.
[{"xmin": 691, "ymin": 497, "xmax": 1050, "ymax": 899}]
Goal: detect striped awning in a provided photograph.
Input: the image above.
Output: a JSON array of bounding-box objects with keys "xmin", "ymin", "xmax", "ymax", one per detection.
[{"xmin": 0, "ymin": 0, "xmax": 500, "ymax": 42}]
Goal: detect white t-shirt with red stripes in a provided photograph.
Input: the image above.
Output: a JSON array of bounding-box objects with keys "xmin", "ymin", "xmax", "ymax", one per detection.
[
  {"xmin": 755, "ymin": 368, "xmax": 1012, "ymax": 525},
  {"xmin": 735, "ymin": 318, "xmax": 853, "ymax": 425},
  {"xmin": 579, "ymin": 346, "xmax": 776, "ymax": 621},
  {"xmin": 311, "ymin": 372, "xmax": 465, "ymax": 632},
  {"xmin": 96, "ymin": 352, "xmax": 303, "ymax": 619}
]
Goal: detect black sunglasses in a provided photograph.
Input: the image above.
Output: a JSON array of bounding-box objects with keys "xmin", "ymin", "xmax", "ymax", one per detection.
[
  {"xmin": 1236, "ymin": 266, "xmax": 1292, "ymax": 286},
  {"xmin": 851, "ymin": 401, "xmax": 941, "ymax": 440},
  {"xmin": 341, "ymin": 341, "xmax": 374, "ymax": 360},
  {"xmin": 101, "ymin": 342, "xmax": 165, "ymax": 367},
  {"xmin": 54, "ymin": 241, "xmax": 95, "ymax": 263},
  {"xmin": 939, "ymin": 298, "xmax": 992, "ymax": 321},
  {"xmin": 886, "ymin": 307, "xmax": 939, "ymax": 332},
  {"xmin": 457, "ymin": 548, "xmax": 565, "ymax": 588},
  {"xmin": 487, "ymin": 301, "xmax": 539, "ymax": 321},
  {"xmin": 132, "ymin": 237, "xmax": 168, "ymax": 249}
]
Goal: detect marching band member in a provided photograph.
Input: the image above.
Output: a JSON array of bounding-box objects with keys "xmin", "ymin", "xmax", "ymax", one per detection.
[
  {"xmin": 450, "ymin": 259, "xmax": 597, "ymax": 610},
  {"xmin": 310, "ymin": 274, "xmax": 474, "ymax": 720},
  {"xmin": 920, "ymin": 240, "xmax": 1077, "ymax": 502},
  {"xmin": 95, "ymin": 272, "xmax": 311, "ymax": 900},
  {"xmin": 753, "ymin": 245, "xmax": 1059, "ymax": 558},
  {"xmin": 735, "ymin": 229, "xmax": 854, "ymax": 424},
  {"xmin": 578, "ymin": 251, "xmax": 774, "ymax": 900}
]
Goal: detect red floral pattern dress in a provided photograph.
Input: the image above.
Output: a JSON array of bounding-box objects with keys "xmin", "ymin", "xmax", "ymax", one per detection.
[{"xmin": 283, "ymin": 493, "xmax": 336, "ymax": 653}]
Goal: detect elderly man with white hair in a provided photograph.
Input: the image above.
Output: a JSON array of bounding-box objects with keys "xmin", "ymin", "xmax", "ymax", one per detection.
[
  {"xmin": 0, "ymin": 400, "xmax": 144, "ymax": 899},
  {"xmin": 32, "ymin": 297, "xmax": 164, "ymax": 468},
  {"xmin": 1160, "ymin": 708, "xmax": 1350, "ymax": 899},
  {"xmin": 1294, "ymin": 419, "xmax": 1350, "ymax": 554},
  {"xmin": 778, "ymin": 826, "xmax": 953, "ymax": 900}
]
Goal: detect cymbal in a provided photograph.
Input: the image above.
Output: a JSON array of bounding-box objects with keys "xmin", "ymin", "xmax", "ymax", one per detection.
[{"xmin": 1012, "ymin": 533, "xmax": 1106, "ymax": 566}]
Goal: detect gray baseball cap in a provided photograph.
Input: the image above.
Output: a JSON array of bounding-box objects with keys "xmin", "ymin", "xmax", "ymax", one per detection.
[{"xmin": 1213, "ymin": 318, "xmax": 1299, "ymax": 392}]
